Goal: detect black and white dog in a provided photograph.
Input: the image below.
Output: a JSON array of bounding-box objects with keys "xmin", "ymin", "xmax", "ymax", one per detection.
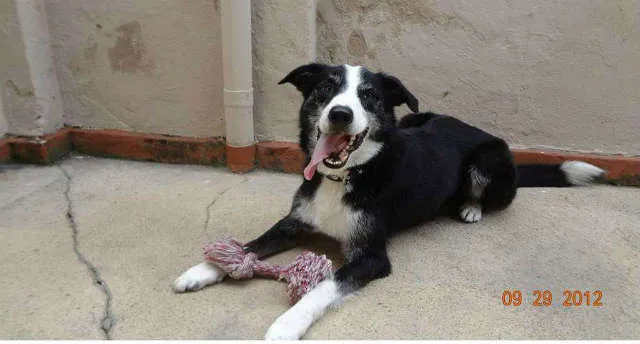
[{"xmin": 173, "ymin": 64, "xmax": 604, "ymax": 339}]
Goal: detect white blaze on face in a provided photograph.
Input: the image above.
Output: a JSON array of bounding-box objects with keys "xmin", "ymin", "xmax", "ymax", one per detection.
[
  {"xmin": 305, "ymin": 64, "xmax": 382, "ymax": 180},
  {"xmin": 318, "ymin": 65, "xmax": 368, "ymax": 135}
]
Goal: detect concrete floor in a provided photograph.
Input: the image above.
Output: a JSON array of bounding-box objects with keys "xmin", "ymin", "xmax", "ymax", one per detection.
[{"xmin": 0, "ymin": 155, "xmax": 638, "ymax": 339}]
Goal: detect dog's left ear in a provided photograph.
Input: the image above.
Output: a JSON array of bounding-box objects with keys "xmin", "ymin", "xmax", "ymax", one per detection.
[
  {"xmin": 379, "ymin": 73, "xmax": 419, "ymax": 113},
  {"xmin": 279, "ymin": 63, "xmax": 330, "ymax": 97}
]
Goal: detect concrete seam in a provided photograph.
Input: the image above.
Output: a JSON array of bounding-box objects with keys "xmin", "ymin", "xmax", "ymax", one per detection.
[
  {"xmin": 58, "ymin": 165, "xmax": 115, "ymax": 339},
  {"xmin": 203, "ymin": 177, "xmax": 249, "ymax": 240}
]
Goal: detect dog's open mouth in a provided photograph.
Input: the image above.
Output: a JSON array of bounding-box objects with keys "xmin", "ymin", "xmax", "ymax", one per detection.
[
  {"xmin": 303, "ymin": 128, "xmax": 369, "ymax": 180},
  {"xmin": 322, "ymin": 129, "xmax": 368, "ymax": 168}
]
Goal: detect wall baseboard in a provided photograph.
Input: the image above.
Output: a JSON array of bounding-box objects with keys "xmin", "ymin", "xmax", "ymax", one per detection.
[
  {"xmin": 70, "ymin": 129, "xmax": 226, "ymax": 166},
  {"xmin": 0, "ymin": 140, "xmax": 11, "ymax": 163},
  {"xmin": 256, "ymin": 141, "xmax": 306, "ymax": 174},
  {"xmin": 0, "ymin": 141, "xmax": 11, "ymax": 163},
  {"xmin": 1, "ymin": 128, "xmax": 638, "ymax": 186},
  {"xmin": 4, "ymin": 128, "xmax": 71, "ymax": 164}
]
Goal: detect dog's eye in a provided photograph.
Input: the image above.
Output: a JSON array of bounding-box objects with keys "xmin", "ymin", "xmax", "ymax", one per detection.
[
  {"xmin": 362, "ymin": 89, "xmax": 379, "ymax": 102},
  {"xmin": 319, "ymin": 83, "xmax": 333, "ymax": 94},
  {"xmin": 313, "ymin": 83, "xmax": 333, "ymax": 102}
]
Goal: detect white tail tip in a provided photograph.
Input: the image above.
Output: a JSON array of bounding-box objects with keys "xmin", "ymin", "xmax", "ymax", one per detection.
[{"xmin": 560, "ymin": 161, "xmax": 605, "ymax": 186}]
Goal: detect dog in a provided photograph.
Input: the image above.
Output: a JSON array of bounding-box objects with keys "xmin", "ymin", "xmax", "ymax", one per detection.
[{"xmin": 173, "ymin": 63, "xmax": 605, "ymax": 339}]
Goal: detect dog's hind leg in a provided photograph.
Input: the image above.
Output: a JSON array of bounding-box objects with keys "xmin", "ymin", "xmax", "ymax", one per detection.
[
  {"xmin": 459, "ymin": 139, "xmax": 517, "ymax": 223},
  {"xmin": 459, "ymin": 165, "xmax": 488, "ymax": 223}
]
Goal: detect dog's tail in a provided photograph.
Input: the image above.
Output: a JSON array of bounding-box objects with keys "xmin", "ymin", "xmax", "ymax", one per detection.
[{"xmin": 517, "ymin": 161, "xmax": 605, "ymax": 187}]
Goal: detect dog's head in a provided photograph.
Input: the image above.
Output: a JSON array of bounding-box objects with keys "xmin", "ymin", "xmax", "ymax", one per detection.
[{"xmin": 279, "ymin": 63, "xmax": 418, "ymax": 180}]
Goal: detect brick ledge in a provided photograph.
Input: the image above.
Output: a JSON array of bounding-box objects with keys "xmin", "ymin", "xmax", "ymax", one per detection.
[{"xmin": 0, "ymin": 128, "xmax": 638, "ymax": 185}]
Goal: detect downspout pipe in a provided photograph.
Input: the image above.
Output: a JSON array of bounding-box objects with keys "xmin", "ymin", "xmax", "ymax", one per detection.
[{"xmin": 221, "ymin": 0, "xmax": 255, "ymax": 172}]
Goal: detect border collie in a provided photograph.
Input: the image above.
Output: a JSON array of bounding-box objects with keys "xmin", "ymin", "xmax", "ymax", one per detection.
[{"xmin": 173, "ymin": 64, "xmax": 605, "ymax": 339}]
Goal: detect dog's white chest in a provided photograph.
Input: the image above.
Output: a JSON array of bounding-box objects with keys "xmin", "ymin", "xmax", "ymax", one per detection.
[{"xmin": 310, "ymin": 180, "xmax": 351, "ymax": 241}]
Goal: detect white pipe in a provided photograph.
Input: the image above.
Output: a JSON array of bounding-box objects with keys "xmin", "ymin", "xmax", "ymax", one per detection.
[
  {"xmin": 15, "ymin": 0, "xmax": 64, "ymax": 135},
  {"xmin": 221, "ymin": 0, "xmax": 254, "ymax": 148}
]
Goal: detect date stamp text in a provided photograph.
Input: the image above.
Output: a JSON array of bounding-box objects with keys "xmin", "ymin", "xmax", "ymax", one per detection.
[{"xmin": 502, "ymin": 290, "xmax": 603, "ymax": 307}]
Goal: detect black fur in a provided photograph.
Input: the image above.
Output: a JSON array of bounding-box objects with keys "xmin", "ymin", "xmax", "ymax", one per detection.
[{"xmin": 517, "ymin": 164, "xmax": 573, "ymax": 187}]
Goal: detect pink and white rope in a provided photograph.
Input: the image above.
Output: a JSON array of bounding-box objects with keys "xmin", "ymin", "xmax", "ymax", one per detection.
[{"xmin": 204, "ymin": 238, "xmax": 333, "ymax": 304}]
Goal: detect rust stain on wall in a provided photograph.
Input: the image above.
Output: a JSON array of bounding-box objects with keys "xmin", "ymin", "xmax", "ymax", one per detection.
[{"xmin": 108, "ymin": 21, "xmax": 155, "ymax": 75}]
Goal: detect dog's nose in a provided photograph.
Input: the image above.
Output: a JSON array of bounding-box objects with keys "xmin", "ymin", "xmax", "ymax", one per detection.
[{"xmin": 328, "ymin": 106, "xmax": 353, "ymax": 127}]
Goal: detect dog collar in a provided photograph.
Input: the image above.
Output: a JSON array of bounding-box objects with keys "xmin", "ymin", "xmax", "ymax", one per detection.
[
  {"xmin": 324, "ymin": 169, "xmax": 358, "ymax": 183},
  {"xmin": 325, "ymin": 174, "xmax": 345, "ymax": 182}
]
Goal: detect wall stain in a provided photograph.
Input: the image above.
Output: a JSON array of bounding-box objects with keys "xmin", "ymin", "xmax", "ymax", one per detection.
[
  {"xmin": 84, "ymin": 42, "xmax": 98, "ymax": 62},
  {"xmin": 321, "ymin": 0, "xmax": 486, "ymax": 63},
  {"xmin": 5, "ymin": 80, "xmax": 34, "ymax": 97},
  {"xmin": 107, "ymin": 21, "xmax": 155, "ymax": 75},
  {"xmin": 347, "ymin": 30, "xmax": 367, "ymax": 56},
  {"xmin": 333, "ymin": 0, "xmax": 457, "ymax": 28},
  {"xmin": 69, "ymin": 36, "xmax": 98, "ymax": 77}
]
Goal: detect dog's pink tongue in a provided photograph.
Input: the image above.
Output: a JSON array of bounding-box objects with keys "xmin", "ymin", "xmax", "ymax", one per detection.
[{"xmin": 303, "ymin": 134, "xmax": 347, "ymax": 180}]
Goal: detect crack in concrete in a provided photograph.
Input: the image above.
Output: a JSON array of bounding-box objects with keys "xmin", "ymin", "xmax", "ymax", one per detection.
[
  {"xmin": 58, "ymin": 165, "xmax": 115, "ymax": 340},
  {"xmin": 203, "ymin": 177, "xmax": 249, "ymax": 240}
]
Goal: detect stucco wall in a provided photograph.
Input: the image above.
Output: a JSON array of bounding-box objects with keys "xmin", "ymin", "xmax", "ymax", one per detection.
[
  {"xmin": 252, "ymin": 0, "xmax": 317, "ymax": 143},
  {"xmin": 0, "ymin": 96, "xmax": 7, "ymax": 138},
  {"xmin": 45, "ymin": 0, "xmax": 225, "ymax": 137},
  {"xmin": 1, "ymin": 0, "xmax": 637, "ymax": 155},
  {"xmin": 1, "ymin": 0, "xmax": 35, "ymax": 136},
  {"xmin": 0, "ymin": 0, "xmax": 64, "ymax": 136},
  {"xmin": 312, "ymin": 0, "xmax": 640, "ymax": 154}
]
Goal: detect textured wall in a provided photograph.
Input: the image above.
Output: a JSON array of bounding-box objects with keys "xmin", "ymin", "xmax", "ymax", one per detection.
[
  {"xmin": 252, "ymin": 0, "xmax": 317, "ymax": 143},
  {"xmin": 0, "ymin": 0, "xmax": 35, "ymax": 136},
  {"xmin": 46, "ymin": 0, "xmax": 225, "ymax": 137},
  {"xmin": 315, "ymin": 0, "xmax": 640, "ymax": 154},
  {"xmin": 3, "ymin": 0, "xmax": 637, "ymax": 154},
  {"xmin": 0, "ymin": 0, "xmax": 64, "ymax": 136},
  {"xmin": 0, "ymin": 97, "xmax": 7, "ymax": 137}
]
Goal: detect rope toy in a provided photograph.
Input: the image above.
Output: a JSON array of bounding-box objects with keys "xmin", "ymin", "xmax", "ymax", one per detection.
[{"xmin": 203, "ymin": 238, "xmax": 333, "ymax": 304}]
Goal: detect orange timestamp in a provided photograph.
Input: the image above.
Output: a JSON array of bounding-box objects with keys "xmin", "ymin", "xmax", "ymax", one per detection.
[{"xmin": 502, "ymin": 290, "xmax": 603, "ymax": 307}]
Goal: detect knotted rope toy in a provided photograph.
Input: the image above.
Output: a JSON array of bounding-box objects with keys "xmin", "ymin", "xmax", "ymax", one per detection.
[{"xmin": 203, "ymin": 238, "xmax": 333, "ymax": 304}]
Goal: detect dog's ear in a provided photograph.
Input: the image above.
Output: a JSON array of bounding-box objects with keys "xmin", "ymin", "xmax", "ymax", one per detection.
[
  {"xmin": 379, "ymin": 73, "xmax": 419, "ymax": 113},
  {"xmin": 279, "ymin": 63, "xmax": 330, "ymax": 97}
]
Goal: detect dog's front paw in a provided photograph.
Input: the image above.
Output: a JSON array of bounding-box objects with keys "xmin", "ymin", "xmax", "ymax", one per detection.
[
  {"xmin": 264, "ymin": 313, "xmax": 308, "ymax": 340},
  {"xmin": 172, "ymin": 262, "xmax": 226, "ymax": 293}
]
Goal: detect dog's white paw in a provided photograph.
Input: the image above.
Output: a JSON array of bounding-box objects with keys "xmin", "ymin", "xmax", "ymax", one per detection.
[
  {"xmin": 172, "ymin": 262, "xmax": 226, "ymax": 293},
  {"xmin": 264, "ymin": 313, "xmax": 307, "ymax": 340},
  {"xmin": 460, "ymin": 204, "xmax": 482, "ymax": 223},
  {"xmin": 265, "ymin": 280, "xmax": 340, "ymax": 340}
]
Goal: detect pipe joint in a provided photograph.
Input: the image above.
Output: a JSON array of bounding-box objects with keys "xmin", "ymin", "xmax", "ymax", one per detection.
[{"xmin": 223, "ymin": 88, "xmax": 253, "ymax": 108}]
